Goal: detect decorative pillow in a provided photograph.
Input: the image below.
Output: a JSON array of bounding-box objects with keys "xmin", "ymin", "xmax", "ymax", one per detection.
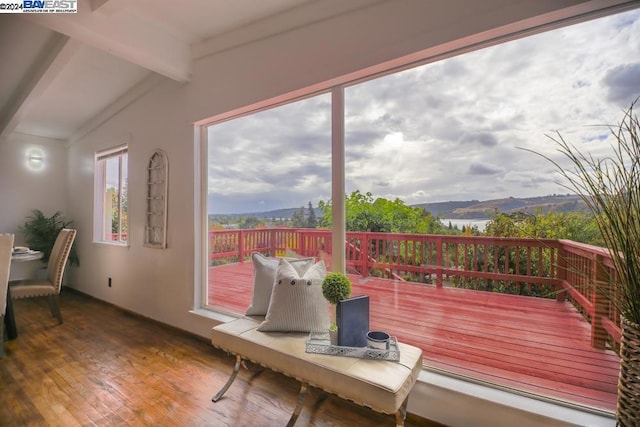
[
  {"xmin": 258, "ymin": 258, "xmax": 329, "ymax": 333},
  {"xmin": 245, "ymin": 252, "xmax": 315, "ymax": 316}
]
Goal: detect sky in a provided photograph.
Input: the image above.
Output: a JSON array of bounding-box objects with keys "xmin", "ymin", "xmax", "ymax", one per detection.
[{"xmin": 208, "ymin": 8, "xmax": 640, "ymax": 215}]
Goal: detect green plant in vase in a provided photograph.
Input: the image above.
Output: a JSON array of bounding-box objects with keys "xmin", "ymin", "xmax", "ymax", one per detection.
[{"xmin": 321, "ymin": 272, "xmax": 352, "ymax": 343}]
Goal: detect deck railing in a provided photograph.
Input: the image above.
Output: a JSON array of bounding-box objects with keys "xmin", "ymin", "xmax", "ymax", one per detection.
[
  {"xmin": 208, "ymin": 228, "xmax": 622, "ymax": 349},
  {"xmin": 557, "ymin": 239, "xmax": 622, "ymax": 350}
]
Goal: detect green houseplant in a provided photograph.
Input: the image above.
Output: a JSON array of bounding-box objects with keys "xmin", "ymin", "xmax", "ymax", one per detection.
[
  {"xmin": 20, "ymin": 209, "xmax": 79, "ymax": 266},
  {"xmin": 532, "ymin": 100, "xmax": 640, "ymax": 425},
  {"xmin": 321, "ymin": 272, "xmax": 352, "ymax": 343}
]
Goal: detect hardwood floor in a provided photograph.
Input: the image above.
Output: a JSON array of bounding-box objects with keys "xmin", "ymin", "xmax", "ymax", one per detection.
[{"xmin": 1, "ymin": 289, "xmax": 438, "ymax": 426}]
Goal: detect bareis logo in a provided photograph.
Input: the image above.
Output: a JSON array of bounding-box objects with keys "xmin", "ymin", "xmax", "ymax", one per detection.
[{"xmin": 0, "ymin": 0, "xmax": 77, "ymax": 13}]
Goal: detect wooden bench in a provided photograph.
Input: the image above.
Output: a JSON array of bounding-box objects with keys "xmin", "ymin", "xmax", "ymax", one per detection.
[{"xmin": 211, "ymin": 317, "xmax": 423, "ymax": 426}]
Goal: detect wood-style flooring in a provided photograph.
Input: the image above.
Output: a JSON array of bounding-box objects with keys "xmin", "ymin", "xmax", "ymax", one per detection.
[{"xmin": 1, "ymin": 289, "xmax": 438, "ymax": 426}]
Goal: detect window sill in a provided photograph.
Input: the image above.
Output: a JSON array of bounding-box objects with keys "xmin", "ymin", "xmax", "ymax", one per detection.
[
  {"xmin": 411, "ymin": 369, "xmax": 615, "ymax": 426},
  {"xmin": 190, "ymin": 307, "xmax": 237, "ymax": 325},
  {"xmin": 93, "ymin": 241, "xmax": 130, "ymax": 248}
]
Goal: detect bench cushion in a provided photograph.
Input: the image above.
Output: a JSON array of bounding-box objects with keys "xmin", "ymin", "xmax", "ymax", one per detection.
[{"xmin": 211, "ymin": 317, "xmax": 423, "ymax": 414}]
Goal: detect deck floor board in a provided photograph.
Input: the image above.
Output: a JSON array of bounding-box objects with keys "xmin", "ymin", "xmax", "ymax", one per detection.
[{"xmin": 208, "ymin": 261, "xmax": 619, "ymax": 412}]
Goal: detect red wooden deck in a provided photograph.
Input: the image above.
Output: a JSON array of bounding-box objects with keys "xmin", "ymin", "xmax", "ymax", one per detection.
[{"xmin": 208, "ymin": 261, "xmax": 619, "ymax": 412}]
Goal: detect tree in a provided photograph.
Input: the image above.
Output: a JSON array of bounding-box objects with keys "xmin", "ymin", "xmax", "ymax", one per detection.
[
  {"xmin": 307, "ymin": 201, "xmax": 317, "ymax": 228},
  {"xmin": 110, "ymin": 183, "xmax": 128, "ymax": 235},
  {"xmin": 291, "ymin": 206, "xmax": 306, "ymax": 228},
  {"xmin": 238, "ymin": 216, "xmax": 262, "ymax": 229},
  {"xmin": 319, "ymin": 190, "xmax": 445, "ymax": 234},
  {"xmin": 485, "ymin": 210, "xmax": 602, "ymax": 245}
]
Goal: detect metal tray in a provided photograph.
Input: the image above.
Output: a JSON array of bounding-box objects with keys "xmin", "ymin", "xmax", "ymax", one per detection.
[{"xmin": 305, "ymin": 332, "xmax": 400, "ymax": 362}]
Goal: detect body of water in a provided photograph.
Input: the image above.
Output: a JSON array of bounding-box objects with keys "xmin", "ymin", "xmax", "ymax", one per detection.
[{"xmin": 442, "ymin": 218, "xmax": 490, "ymax": 232}]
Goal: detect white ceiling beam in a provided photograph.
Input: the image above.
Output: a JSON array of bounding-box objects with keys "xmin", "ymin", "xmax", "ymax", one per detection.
[
  {"xmin": 90, "ymin": 0, "xmax": 129, "ymax": 16},
  {"xmin": 0, "ymin": 34, "xmax": 78, "ymax": 142},
  {"xmin": 90, "ymin": 0, "xmax": 118, "ymax": 13},
  {"xmin": 24, "ymin": 0, "xmax": 191, "ymax": 83}
]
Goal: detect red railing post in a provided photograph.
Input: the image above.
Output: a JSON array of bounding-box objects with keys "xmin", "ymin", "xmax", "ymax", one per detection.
[
  {"xmin": 300, "ymin": 230, "xmax": 307, "ymax": 256},
  {"xmin": 238, "ymin": 230, "xmax": 245, "ymax": 262},
  {"xmin": 295, "ymin": 229, "xmax": 301, "ymax": 256},
  {"xmin": 270, "ymin": 229, "xmax": 276, "ymax": 256},
  {"xmin": 556, "ymin": 243, "xmax": 567, "ymax": 302},
  {"xmin": 435, "ymin": 235, "xmax": 443, "ymax": 287},
  {"xmin": 362, "ymin": 232, "xmax": 369, "ymax": 278},
  {"xmin": 592, "ymin": 253, "xmax": 609, "ymax": 349}
]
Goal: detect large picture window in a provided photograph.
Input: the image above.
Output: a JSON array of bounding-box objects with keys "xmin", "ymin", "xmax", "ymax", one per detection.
[
  {"xmin": 199, "ymin": 8, "xmax": 639, "ymax": 413},
  {"xmin": 94, "ymin": 144, "xmax": 129, "ymax": 244}
]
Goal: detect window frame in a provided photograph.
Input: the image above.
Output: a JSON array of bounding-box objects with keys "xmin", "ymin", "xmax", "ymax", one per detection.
[
  {"xmin": 200, "ymin": 90, "xmax": 338, "ymax": 311},
  {"xmin": 94, "ymin": 143, "xmax": 129, "ymax": 245},
  {"xmin": 193, "ymin": 5, "xmax": 640, "ymax": 416}
]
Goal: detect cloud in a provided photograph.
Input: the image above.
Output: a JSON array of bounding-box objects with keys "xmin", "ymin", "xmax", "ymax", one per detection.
[
  {"xmin": 469, "ymin": 163, "xmax": 502, "ymax": 175},
  {"xmin": 603, "ymin": 63, "xmax": 640, "ymax": 105},
  {"xmin": 466, "ymin": 132, "xmax": 499, "ymax": 147},
  {"xmin": 207, "ymin": 9, "xmax": 640, "ymax": 214}
]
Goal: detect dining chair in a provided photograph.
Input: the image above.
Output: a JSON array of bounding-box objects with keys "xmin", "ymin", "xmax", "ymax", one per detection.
[
  {"xmin": 10, "ymin": 229, "xmax": 76, "ymax": 324},
  {"xmin": 1, "ymin": 233, "xmax": 15, "ymax": 358}
]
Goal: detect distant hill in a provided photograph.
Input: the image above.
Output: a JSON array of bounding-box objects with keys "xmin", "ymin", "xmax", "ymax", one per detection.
[
  {"xmin": 211, "ymin": 207, "xmax": 322, "ymax": 220},
  {"xmin": 414, "ymin": 195, "xmax": 588, "ymax": 219},
  {"xmin": 211, "ymin": 194, "xmax": 589, "ymax": 220}
]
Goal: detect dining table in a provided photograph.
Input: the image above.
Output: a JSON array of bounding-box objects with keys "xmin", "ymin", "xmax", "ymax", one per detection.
[{"xmin": 4, "ymin": 250, "xmax": 43, "ymax": 340}]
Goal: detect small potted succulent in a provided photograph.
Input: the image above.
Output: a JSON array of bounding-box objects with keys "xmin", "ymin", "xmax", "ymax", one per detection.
[{"xmin": 321, "ymin": 272, "xmax": 352, "ymax": 344}]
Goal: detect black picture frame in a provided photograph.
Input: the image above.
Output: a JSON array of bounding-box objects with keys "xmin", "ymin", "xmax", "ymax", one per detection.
[{"xmin": 336, "ymin": 295, "xmax": 370, "ymax": 347}]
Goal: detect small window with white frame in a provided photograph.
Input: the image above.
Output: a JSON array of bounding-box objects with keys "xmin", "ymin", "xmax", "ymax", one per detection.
[{"xmin": 94, "ymin": 144, "xmax": 128, "ymax": 244}]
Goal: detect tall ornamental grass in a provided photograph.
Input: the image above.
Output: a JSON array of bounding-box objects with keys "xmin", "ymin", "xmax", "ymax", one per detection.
[{"xmin": 530, "ymin": 100, "xmax": 640, "ymax": 325}]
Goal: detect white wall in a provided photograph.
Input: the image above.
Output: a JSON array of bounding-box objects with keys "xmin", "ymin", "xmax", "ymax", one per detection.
[
  {"xmin": 0, "ymin": 133, "xmax": 68, "ymax": 279},
  {"xmin": 0, "ymin": 132, "xmax": 68, "ymax": 240},
  {"xmin": 66, "ymin": 81, "xmax": 197, "ymax": 329}
]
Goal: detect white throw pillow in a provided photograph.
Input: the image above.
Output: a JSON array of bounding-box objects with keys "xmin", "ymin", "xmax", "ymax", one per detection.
[
  {"xmin": 245, "ymin": 252, "xmax": 315, "ymax": 316},
  {"xmin": 258, "ymin": 258, "xmax": 329, "ymax": 333}
]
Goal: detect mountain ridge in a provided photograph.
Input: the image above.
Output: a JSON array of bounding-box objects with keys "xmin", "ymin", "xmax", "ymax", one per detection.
[
  {"xmin": 414, "ymin": 194, "xmax": 588, "ymax": 219},
  {"xmin": 210, "ymin": 194, "xmax": 588, "ymax": 220}
]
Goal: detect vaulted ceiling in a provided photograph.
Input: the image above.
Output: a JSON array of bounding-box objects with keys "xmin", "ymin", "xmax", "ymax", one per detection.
[
  {"xmin": 1, "ymin": 0, "xmax": 638, "ymax": 146},
  {"xmin": 0, "ymin": 0, "xmax": 382, "ymax": 143}
]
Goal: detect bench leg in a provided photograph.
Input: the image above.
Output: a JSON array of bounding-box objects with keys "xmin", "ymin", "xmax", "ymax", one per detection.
[
  {"xmin": 286, "ymin": 382, "xmax": 308, "ymax": 427},
  {"xmin": 212, "ymin": 355, "xmax": 242, "ymax": 402},
  {"xmin": 395, "ymin": 396, "xmax": 409, "ymax": 427}
]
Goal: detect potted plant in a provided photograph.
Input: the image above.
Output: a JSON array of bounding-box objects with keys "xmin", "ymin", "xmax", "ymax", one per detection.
[
  {"xmin": 532, "ymin": 100, "xmax": 640, "ymax": 424},
  {"xmin": 20, "ymin": 209, "xmax": 79, "ymax": 266},
  {"xmin": 321, "ymin": 272, "xmax": 352, "ymax": 344}
]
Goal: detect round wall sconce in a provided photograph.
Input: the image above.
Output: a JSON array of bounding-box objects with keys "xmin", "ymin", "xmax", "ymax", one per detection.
[{"xmin": 26, "ymin": 148, "xmax": 45, "ymax": 171}]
